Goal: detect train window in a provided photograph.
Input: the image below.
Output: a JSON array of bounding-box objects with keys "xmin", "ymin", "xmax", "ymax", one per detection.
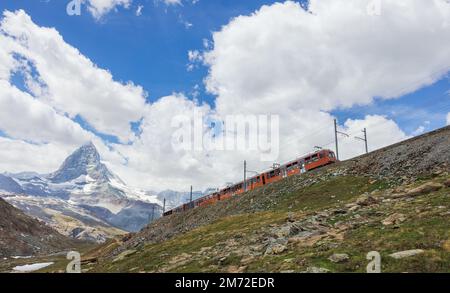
[
  {"xmin": 287, "ymin": 162, "xmax": 298, "ymax": 171},
  {"xmin": 268, "ymin": 169, "xmax": 280, "ymax": 178}
]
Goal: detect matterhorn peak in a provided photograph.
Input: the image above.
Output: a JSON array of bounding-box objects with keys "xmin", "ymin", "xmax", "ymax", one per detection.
[
  {"xmin": 49, "ymin": 142, "xmax": 110, "ymax": 183},
  {"xmin": 79, "ymin": 141, "xmax": 99, "ymax": 154}
]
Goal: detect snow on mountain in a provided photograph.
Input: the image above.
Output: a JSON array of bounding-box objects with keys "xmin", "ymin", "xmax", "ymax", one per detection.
[
  {"xmin": 156, "ymin": 189, "xmax": 205, "ymax": 211},
  {"xmin": 0, "ymin": 142, "xmax": 162, "ymax": 242},
  {"xmin": 0, "ymin": 174, "xmax": 23, "ymax": 193}
]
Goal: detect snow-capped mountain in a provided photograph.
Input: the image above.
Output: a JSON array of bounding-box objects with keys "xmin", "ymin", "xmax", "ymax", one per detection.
[
  {"xmin": 0, "ymin": 142, "xmax": 161, "ymax": 242},
  {"xmin": 155, "ymin": 189, "xmax": 209, "ymax": 211}
]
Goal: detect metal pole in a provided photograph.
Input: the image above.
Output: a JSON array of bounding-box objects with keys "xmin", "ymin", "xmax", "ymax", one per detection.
[
  {"xmin": 163, "ymin": 198, "xmax": 166, "ymax": 214},
  {"xmin": 151, "ymin": 205, "xmax": 155, "ymax": 221},
  {"xmin": 190, "ymin": 185, "xmax": 193, "ymax": 208},
  {"xmin": 334, "ymin": 119, "xmax": 339, "ymax": 160},
  {"xmin": 244, "ymin": 160, "xmax": 247, "ymax": 192},
  {"xmin": 364, "ymin": 128, "xmax": 368, "ymax": 154},
  {"xmin": 355, "ymin": 129, "xmax": 368, "ymax": 155}
]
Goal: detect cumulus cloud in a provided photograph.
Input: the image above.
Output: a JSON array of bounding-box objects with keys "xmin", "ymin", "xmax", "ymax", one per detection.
[
  {"xmin": 163, "ymin": 0, "xmax": 182, "ymax": 5},
  {"xmin": 202, "ymin": 0, "xmax": 450, "ymax": 116},
  {"xmin": 337, "ymin": 115, "xmax": 409, "ymax": 160},
  {"xmin": 0, "ymin": 10, "xmax": 147, "ymax": 143},
  {"xmin": 0, "ymin": 80, "xmax": 92, "ymax": 145},
  {"xmin": 0, "ymin": 138, "xmax": 73, "ymax": 174},
  {"xmin": 135, "ymin": 5, "xmax": 143, "ymax": 16},
  {"xmin": 0, "ymin": 10, "xmax": 143, "ymax": 178}
]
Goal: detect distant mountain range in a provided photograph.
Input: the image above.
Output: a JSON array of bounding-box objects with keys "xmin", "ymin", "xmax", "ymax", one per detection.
[
  {"xmin": 0, "ymin": 142, "xmax": 162, "ymax": 242},
  {"xmin": 155, "ymin": 189, "xmax": 207, "ymax": 212}
]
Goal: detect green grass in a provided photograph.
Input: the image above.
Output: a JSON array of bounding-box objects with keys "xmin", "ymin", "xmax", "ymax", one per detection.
[{"xmin": 89, "ymin": 175, "xmax": 450, "ymax": 273}]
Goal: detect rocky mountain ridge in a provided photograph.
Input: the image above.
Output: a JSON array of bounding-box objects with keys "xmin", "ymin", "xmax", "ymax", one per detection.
[
  {"xmin": 0, "ymin": 142, "xmax": 161, "ymax": 242},
  {"xmin": 0, "ymin": 197, "xmax": 78, "ymax": 258}
]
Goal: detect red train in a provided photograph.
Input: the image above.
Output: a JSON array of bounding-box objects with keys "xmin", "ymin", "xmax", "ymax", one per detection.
[{"xmin": 163, "ymin": 149, "xmax": 337, "ymax": 216}]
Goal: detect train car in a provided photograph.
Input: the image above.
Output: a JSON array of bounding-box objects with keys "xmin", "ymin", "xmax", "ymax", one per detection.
[{"xmin": 163, "ymin": 149, "xmax": 337, "ymax": 216}]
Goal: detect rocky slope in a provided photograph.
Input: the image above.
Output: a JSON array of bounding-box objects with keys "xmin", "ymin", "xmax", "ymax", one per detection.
[
  {"xmin": 80, "ymin": 126, "xmax": 449, "ymax": 273},
  {"xmin": 0, "ymin": 142, "xmax": 161, "ymax": 242},
  {"xmin": 0, "ymin": 197, "xmax": 78, "ymax": 258}
]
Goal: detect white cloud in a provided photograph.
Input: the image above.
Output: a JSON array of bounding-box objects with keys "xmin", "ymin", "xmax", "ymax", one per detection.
[
  {"xmin": 86, "ymin": 0, "xmax": 132, "ymax": 19},
  {"xmin": 338, "ymin": 115, "xmax": 409, "ymax": 160},
  {"xmin": 447, "ymin": 113, "xmax": 450, "ymax": 125},
  {"xmin": 0, "ymin": 10, "xmax": 147, "ymax": 143},
  {"xmin": 135, "ymin": 5, "xmax": 143, "ymax": 16},
  {"xmin": 0, "ymin": 138, "xmax": 73, "ymax": 174},
  {"xmin": 0, "ymin": 10, "xmax": 142, "ymax": 178},
  {"xmin": 202, "ymin": 0, "xmax": 450, "ymax": 116},
  {"xmin": 163, "ymin": 0, "xmax": 182, "ymax": 6},
  {"xmin": 412, "ymin": 125, "xmax": 425, "ymax": 136},
  {"xmin": 159, "ymin": 0, "xmax": 200, "ymax": 7},
  {"xmin": 0, "ymin": 80, "xmax": 92, "ymax": 145},
  {"xmin": 112, "ymin": 94, "xmax": 219, "ymax": 189}
]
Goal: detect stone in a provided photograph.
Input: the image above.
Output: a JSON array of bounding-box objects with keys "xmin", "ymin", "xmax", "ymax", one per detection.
[
  {"xmin": 382, "ymin": 213, "xmax": 406, "ymax": 226},
  {"xmin": 389, "ymin": 249, "xmax": 424, "ymax": 259},
  {"xmin": 394, "ymin": 182, "xmax": 444, "ymax": 198},
  {"xmin": 273, "ymin": 226, "xmax": 292, "ymax": 238},
  {"xmin": 240, "ymin": 256, "xmax": 255, "ymax": 265},
  {"xmin": 286, "ymin": 212, "xmax": 296, "ymax": 222},
  {"xmin": 328, "ymin": 253, "xmax": 349, "ymax": 263},
  {"xmin": 332, "ymin": 209, "xmax": 347, "ymax": 215},
  {"xmin": 304, "ymin": 267, "xmax": 330, "ymax": 273},
  {"xmin": 218, "ymin": 256, "xmax": 227, "ymax": 265},
  {"xmin": 227, "ymin": 265, "xmax": 247, "ymax": 273},
  {"xmin": 348, "ymin": 205, "xmax": 359, "ymax": 212},
  {"xmin": 112, "ymin": 249, "xmax": 137, "ymax": 263},
  {"xmin": 443, "ymin": 178, "xmax": 450, "ymax": 188},
  {"xmin": 169, "ymin": 253, "xmax": 192, "ymax": 266},
  {"xmin": 356, "ymin": 194, "xmax": 378, "ymax": 206},
  {"xmin": 265, "ymin": 243, "xmax": 287, "ymax": 255},
  {"xmin": 442, "ymin": 240, "xmax": 450, "ymax": 252}
]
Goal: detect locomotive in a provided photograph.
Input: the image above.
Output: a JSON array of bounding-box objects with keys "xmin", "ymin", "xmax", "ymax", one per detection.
[{"xmin": 163, "ymin": 149, "xmax": 337, "ymax": 216}]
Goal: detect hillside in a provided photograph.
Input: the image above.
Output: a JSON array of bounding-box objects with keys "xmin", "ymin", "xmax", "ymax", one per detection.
[
  {"xmin": 0, "ymin": 142, "xmax": 161, "ymax": 242},
  {"xmin": 0, "ymin": 197, "xmax": 79, "ymax": 258},
  {"xmin": 45, "ymin": 126, "xmax": 450, "ymax": 273}
]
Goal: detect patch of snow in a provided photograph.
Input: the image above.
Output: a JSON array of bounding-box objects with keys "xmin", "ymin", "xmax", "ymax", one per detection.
[
  {"xmin": 11, "ymin": 256, "xmax": 32, "ymax": 259},
  {"xmin": 109, "ymin": 177, "xmax": 161, "ymax": 205},
  {"xmin": 13, "ymin": 262, "xmax": 54, "ymax": 272}
]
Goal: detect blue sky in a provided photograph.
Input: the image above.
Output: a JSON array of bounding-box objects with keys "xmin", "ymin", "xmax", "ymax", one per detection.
[{"xmin": 0, "ymin": 0, "xmax": 449, "ymax": 190}]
